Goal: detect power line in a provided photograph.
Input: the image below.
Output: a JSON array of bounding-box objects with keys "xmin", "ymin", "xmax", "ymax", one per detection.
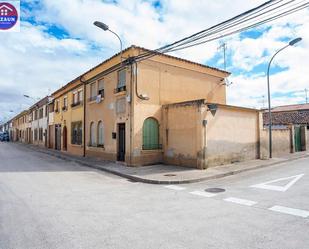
[
  {"xmin": 133, "ymin": 0, "xmax": 308, "ymax": 62},
  {"xmin": 218, "ymin": 42, "xmax": 227, "ymax": 70}
]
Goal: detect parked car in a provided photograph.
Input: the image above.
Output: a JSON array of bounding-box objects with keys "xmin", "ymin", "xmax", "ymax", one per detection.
[
  {"xmin": 3, "ymin": 131, "xmax": 9, "ymax": 141},
  {"xmin": 0, "ymin": 131, "xmax": 9, "ymax": 142}
]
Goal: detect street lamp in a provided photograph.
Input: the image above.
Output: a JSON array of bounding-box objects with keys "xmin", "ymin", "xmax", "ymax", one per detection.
[
  {"xmin": 93, "ymin": 21, "xmax": 123, "ymax": 64},
  {"xmin": 267, "ymin": 37, "xmax": 302, "ymax": 158}
]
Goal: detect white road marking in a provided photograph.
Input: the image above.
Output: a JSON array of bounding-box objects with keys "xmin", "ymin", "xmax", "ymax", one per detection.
[
  {"xmin": 224, "ymin": 197, "xmax": 257, "ymax": 206},
  {"xmin": 250, "ymin": 174, "xmax": 304, "ymax": 192},
  {"xmin": 189, "ymin": 190, "xmax": 217, "ymax": 198},
  {"xmin": 164, "ymin": 185, "xmax": 186, "ymax": 191},
  {"xmin": 269, "ymin": 205, "xmax": 309, "ymax": 218}
]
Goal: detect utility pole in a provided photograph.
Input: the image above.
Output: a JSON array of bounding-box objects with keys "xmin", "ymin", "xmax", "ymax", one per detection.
[
  {"xmin": 305, "ymin": 88, "xmax": 308, "ymax": 104},
  {"xmin": 218, "ymin": 42, "xmax": 227, "ymax": 70},
  {"xmin": 261, "ymin": 95, "xmax": 266, "ymax": 109}
]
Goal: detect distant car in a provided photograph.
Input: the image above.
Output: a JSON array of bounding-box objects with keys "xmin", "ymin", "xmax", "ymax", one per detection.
[
  {"xmin": 0, "ymin": 131, "xmax": 9, "ymax": 142},
  {"xmin": 3, "ymin": 131, "xmax": 9, "ymax": 141}
]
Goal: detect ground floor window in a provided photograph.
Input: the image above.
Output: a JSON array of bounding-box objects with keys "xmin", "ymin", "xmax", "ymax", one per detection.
[
  {"xmin": 39, "ymin": 128, "xmax": 43, "ymax": 141},
  {"xmin": 71, "ymin": 121, "xmax": 82, "ymax": 145},
  {"xmin": 97, "ymin": 121, "xmax": 104, "ymax": 147},
  {"xmin": 34, "ymin": 129, "xmax": 38, "ymax": 141},
  {"xmin": 90, "ymin": 122, "xmax": 96, "ymax": 146},
  {"xmin": 142, "ymin": 117, "xmax": 161, "ymax": 150}
]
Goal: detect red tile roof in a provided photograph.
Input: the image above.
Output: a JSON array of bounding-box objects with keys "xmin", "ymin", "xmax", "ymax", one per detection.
[
  {"xmin": 270, "ymin": 103, "xmax": 309, "ymax": 112},
  {"xmin": 263, "ymin": 103, "xmax": 309, "ymax": 125}
]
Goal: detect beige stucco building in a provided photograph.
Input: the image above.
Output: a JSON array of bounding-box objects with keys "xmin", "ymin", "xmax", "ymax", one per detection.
[
  {"xmin": 10, "ymin": 45, "xmax": 307, "ymax": 169},
  {"xmin": 12, "ymin": 110, "xmax": 29, "ymax": 143},
  {"xmin": 50, "ymin": 77, "xmax": 85, "ymax": 156},
  {"xmin": 81, "ymin": 46, "xmax": 232, "ymax": 167}
]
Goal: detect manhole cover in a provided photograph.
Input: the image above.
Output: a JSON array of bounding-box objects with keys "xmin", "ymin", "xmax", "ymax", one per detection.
[
  {"xmin": 205, "ymin": 188, "xmax": 225, "ymax": 193},
  {"xmin": 164, "ymin": 174, "xmax": 177, "ymax": 177}
]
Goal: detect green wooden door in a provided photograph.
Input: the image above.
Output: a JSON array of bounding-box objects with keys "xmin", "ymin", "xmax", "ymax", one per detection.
[
  {"xmin": 294, "ymin": 126, "xmax": 302, "ymax": 152},
  {"xmin": 143, "ymin": 118, "xmax": 159, "ymax": 150}
]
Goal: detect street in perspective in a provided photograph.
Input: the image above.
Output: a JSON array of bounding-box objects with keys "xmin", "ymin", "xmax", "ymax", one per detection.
[
  {"xmin": 1, "ymin": 143, "xmax": 309, "ymax": 249},
  {"xmin": 1, "ymin": 0, "xmax": 309, "ymax": 249}
]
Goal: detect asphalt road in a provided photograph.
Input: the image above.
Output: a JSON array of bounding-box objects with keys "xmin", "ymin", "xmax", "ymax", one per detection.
[{"xmin": 0, "ymin": 142, "xmax": 308, "ymax": 249}]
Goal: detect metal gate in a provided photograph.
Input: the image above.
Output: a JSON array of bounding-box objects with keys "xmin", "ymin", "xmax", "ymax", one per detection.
[
  {"xmin": 294, "ymin": 126, "xmax": 302, "ymax": 152},
  {"xmin": 55, "ymin": 124, "xmax": 61, "ymax": 150}
]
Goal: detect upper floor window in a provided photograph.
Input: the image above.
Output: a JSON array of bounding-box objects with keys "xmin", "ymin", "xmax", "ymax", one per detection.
[
  {"xmin": 72, "ymin": 89, "xmax": 83, "ymax": 107},
  {"xmin": 39, "ymin": 108, "xmax": 43, "ymax": 119},
  {"xmin": 78, "ymin": 90, "xmax": 83, "ymax": 103},
  {"xmin": 72, "ymin": 92, "xmax": 78, "ymax": 105},
  {"xmin": 98, "ymin": 79, "xmax": 104, "ymax": 97},
  {"xmin": 89, "ymin": 83, "xmax": 96, "ymax": 101},
  {"xmin": 116, "ymin": 69, "xmax": 126, "ymax": 93},
  {"xmin": 62, "ymin": 97, "xmax": 68, "ymax": 111},
  {"xmin": 55, "ymin": 100, "xmax": 59, "ymax": 112}
]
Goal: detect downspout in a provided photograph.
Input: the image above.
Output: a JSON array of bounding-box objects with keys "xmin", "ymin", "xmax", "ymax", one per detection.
[
  {"xmin": 47, "ymin": 101, "xmax": 49, "ymax": 148},
  {"xmin": 129, "ymin": 62, "xmax": 134, "ymax": 166},
  {"xmin": 134, "ymin": 60, "xmax": 149, "ymax": 101},
  {"xmin": 80, "ymin": 76, "xmax": 87, "ymax": 157}
]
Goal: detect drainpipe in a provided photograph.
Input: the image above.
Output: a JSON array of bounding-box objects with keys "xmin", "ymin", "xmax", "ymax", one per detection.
[
  {"xmin": 47, "ymin": 102, "xmax": 49, "ymax": 148},
  {"xmin": 129, "ymin": 62, "xmax": 134, "ymax": 166},
  {"xmin": 80, "ymin": 76, "xmax": 87, "ymax": 157}
]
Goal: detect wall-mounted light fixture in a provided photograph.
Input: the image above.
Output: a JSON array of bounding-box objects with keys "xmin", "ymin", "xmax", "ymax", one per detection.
[{"xmin": 207, "ymin": 104, "xmax": 218, "ymax": 116}]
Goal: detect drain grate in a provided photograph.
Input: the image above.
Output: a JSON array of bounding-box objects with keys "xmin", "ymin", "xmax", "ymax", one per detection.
[
  {"xmin": 164, "ymin": 174, "xmax": 177, "ymax": 177},
  {"xmin": 205, "ymin": 187, "xmax": 225, "ymax": 193}
]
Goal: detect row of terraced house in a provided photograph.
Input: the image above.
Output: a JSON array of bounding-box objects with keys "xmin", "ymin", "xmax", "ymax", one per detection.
[{"xmin": 2, "ymin": 46, "xmax": 309, "ymax": 169}]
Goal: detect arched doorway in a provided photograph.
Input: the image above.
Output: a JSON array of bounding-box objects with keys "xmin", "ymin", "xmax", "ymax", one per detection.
[{"xmin": 63, "ymin": 126, "xmax": 67, "ymax": 151}]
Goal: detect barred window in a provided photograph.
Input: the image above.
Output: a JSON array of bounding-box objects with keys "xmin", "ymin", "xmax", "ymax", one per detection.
[{"xmin": 71, "ymin": 121, "xmax": 82, "ymax": 145}]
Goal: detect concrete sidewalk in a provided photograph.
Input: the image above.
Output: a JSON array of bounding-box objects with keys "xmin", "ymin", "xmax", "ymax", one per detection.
[{"xmin": 22, "ymin": 143, "xmax": 309, "ymax": 184}]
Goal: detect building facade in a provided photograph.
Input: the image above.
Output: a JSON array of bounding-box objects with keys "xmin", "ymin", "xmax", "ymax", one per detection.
[
  {"xmin": 28, "ymin": 96, "xmax": 49, "ymax": 147},
  {"xmin": 51, "ymin": 78, "xmax": 84, "ymax": 156},
  {"xmin": 81, "ymin": 46, "xmax": 229, "ymax": 167},
  {"xmin": 8, "ymin": 46, "xmax": 308, "ymax": 169}
]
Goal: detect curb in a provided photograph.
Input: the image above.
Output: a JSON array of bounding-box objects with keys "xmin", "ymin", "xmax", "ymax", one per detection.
[{"xmin": 21, "ymin": 143, "xmax": 309, "ymax": 185}]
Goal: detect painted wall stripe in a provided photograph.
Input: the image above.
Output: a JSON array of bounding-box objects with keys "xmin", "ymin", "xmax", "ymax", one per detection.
[
  {"xmin": 189, "ymin": 190, "xmax": 217, "ymax": 198},
  {"xmin": 224, "ymin": 197, "xmax": 257, "ymax": 206},
  {"xmin": 269, "ymin": 205, "xmax": 309, "ymax": 218},
  {"xmin": 164, "ymin": 185, "xmax": 186, "ymax": 191}
]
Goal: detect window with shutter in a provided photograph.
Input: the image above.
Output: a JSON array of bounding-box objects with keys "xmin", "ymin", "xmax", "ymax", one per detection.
[
  {"xmin": 90, "ymin": 122, "xmax": 96, "ymax": 146},
  {"xmin": 90, "ymin": 83, "xmax": 96, "ymax": 100},
  {"xmin": 98, "ymin": 79, "xmax": 104, "ymax": 97},
  {"xmin": 116, "ymin": 69, "xmax": 126, "ymax": 92},
  {"xmin": 142, "ymin": 118, "xmax": 160, "ymax": 150},
  {"xmin": 97, "ymin": 121, "xmax": 104, "ymax": 146}
]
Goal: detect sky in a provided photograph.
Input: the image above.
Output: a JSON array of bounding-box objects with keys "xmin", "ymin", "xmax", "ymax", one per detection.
[{"xmin": 0, "ymin": 0, "xmax": 309, "ymax": 123}]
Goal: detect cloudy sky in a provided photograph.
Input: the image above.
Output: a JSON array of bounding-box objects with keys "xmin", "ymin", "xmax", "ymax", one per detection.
[{"xmin": 0, "ymin": 0, "xmax": 308, "ymax": 123}]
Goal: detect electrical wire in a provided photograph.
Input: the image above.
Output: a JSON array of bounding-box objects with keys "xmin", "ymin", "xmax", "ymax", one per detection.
[{"xmin": 133, "ymin": 0, "xmax": 308, "ymax": 62}]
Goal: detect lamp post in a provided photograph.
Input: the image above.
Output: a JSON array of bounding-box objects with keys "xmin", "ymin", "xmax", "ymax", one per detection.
[
  {"xmin": 267, "ymin": 37, "xmax": 302, "ymax": 158},
  {"xmin": 93, "ymin": 21, "xmax": 123, "ymax": 64}
]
